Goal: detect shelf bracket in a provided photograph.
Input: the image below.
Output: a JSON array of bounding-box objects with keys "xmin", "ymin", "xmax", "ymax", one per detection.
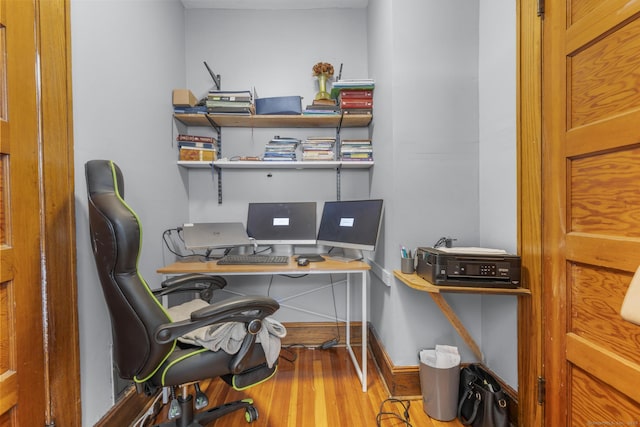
[
  {"xmin": 204, "ymin": 113, "xmax": 223, "ymax": 204},
  {"xmin": 336, "ymin": 165, "xmax": 342, "ymax": 201}
]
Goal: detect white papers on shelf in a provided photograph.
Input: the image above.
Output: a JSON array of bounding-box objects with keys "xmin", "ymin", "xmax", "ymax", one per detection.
[{"xmin": 437, "ymin": 247, "xmax": 508, "ymax": 255}]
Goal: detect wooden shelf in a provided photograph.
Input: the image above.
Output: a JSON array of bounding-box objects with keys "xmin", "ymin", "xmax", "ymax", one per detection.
[
  {"xmin": 174, "ymin": 113, "xmax": 372, "ymax": 128},
  {"xmin": 394, "ymin": 270, "xmax": 531, "ymax": 295},
  {"xmin": 178, "ymin": 160, "xmax": 374, "ymax": 170},
  {"xmin": 394, "ymin": 270, "xmax": 529, "ymax": 362}
]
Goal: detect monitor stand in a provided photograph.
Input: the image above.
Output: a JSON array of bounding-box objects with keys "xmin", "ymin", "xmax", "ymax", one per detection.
[
  {"xmin": 268, "ymin": 244, "xmax": 295, "ymax": 257},
  {"xmin": 326, "ymin": 248, "xmax": 364, "ymax": 263}
]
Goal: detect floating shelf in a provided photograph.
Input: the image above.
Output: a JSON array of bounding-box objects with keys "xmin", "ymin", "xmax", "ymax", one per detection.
[
  {"xmin": 174, "ymin": 113, "xmax": 372, "ymax": 128},
  {"xmin": 177, "ymin": 160, "xmax": 374, "ymax": 169}
]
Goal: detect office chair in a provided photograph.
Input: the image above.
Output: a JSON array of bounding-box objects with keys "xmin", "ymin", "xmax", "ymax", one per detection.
[{"xmin": 85, "ymin": 159, "xmax": 280, "ymax": 425}]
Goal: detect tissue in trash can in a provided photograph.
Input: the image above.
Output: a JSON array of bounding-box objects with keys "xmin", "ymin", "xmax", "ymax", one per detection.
[{"xmin": 419, "ymin": 345, "xmax": 460, "ymax": 368}]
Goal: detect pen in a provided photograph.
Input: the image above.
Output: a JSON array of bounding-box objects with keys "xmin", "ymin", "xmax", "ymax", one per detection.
[{"xmin": 401, "ymin": 246, "xmax": 408, "ymax": 258}]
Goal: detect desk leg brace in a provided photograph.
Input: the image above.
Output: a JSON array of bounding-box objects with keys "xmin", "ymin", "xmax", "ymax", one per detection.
[
  {"xmin": 429, "ymin": 293, "xmax": 485, "ymax": 362},
  {"xmin": 346, "ymin": 271, "xmax": 368, "ymax": 392}
]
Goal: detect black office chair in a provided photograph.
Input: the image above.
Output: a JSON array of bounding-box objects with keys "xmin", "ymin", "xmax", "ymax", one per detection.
[{"xmin": 85, "ymin": 159, "xmax": 280, "ymax": 426}]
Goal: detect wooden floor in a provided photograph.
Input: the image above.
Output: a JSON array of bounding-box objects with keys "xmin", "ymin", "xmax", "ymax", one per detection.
[{"xmin": 186, "ymin": 346, "xmax": 464, "ymax": 427}]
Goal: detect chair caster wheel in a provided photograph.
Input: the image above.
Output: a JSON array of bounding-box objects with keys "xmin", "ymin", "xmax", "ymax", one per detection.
[{"xmin": 244, "ymin": 405, "xmax": 259, "ymax": 423}]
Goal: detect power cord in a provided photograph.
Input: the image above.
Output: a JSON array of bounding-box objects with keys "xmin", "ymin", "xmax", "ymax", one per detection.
[
  {"xmin": 433, "ymin": 236, "xmax": 457, "ymax": 248},
  {"xmin": 132, "ymin": 392, "xmax": 164, "ymax": 427},
  {"xmin": 320, "ymin": 273, "xmax": 341, "ymax": 350},
  {"xmin": 375, "ymin": 398, "xmax": 413, "ymax": 427}
]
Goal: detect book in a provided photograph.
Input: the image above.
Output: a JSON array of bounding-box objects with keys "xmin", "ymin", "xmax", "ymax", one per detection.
[
  {"xmin": 206, "ymin": 100, "xmax": 253, "ymax": 108},
  {"xmin": 207, "ymin": 105, "xmax": 255, "ymax": 115},
  {"xmin": 207, "ymin": 95, "xmax": 253, "ymax": 102},
  {"xmin": 340, "ymin": 139, "xmax": 373, "ymax": 161},
  {"xmin": 207, "ymin": 90, "xmax": 253, "ymax": 99},
  {"xmin": 178, "ymin": 141, "xmax": 216, "ymax": 150},
  {"xmin": 178, "ymin": 143, "xmax": 217, "ymax": 162},
  {"xmin": 340, "ymin": 98, "xmax": 374, "ymax": 109},
  {"xmin": 339, "ymin": 90, "xmax": 374, "ymax": 99},
  {"xmin": 177, "ymin": 134, "xmax": 216, "ymax": 144},
  {"xmin": 173, "ymin": 105, "xmax": 208, "ymax": 114}
]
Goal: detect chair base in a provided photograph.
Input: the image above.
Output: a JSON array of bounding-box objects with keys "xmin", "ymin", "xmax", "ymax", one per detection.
[{"xmin": 154, "ymin": 394, "xmax": 258, "ymax": 427}]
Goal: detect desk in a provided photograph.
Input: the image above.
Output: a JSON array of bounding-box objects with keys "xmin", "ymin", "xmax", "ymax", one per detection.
[
  {"xmin": 394, "ymin": 270, "xmax": 530, "ymax": 362},
  {"xmin": 158, "ymin": 257, "xmax": 372, "ymax": 392}
]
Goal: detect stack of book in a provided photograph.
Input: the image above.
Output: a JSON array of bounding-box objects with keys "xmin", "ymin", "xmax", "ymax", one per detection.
[
  {"xmin": 303, "ymin": 99, "xmax": 340, "ymax": 115},
  {"xmin": 301, "ymin": 136, "xmax": 336, "ymax": 161},
  {"xmin": 173, "ymin": 105, "xmax": 207, "ymax": 115},
  {"xmin": 177, "ymin": 134, "xmax": 217, "ymax": 161},
  {"xmin": 206, "ymin": 90, "xmax": 254, "ymax": 115},
  {"xmin": 263, "ymin": 136, "xmax": 300, "ymax": 161},
  {"xmin": 331, "ymin": 79, "xmax": 375, "ymax": 115},
  {"xmin": 340, "ymin": 139, "xmax": 373, "ymax": 162}
]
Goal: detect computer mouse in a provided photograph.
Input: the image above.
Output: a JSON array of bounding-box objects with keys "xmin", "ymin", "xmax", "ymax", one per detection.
[{"xmin": 297, "ymin": 257, "xmax": 310, "ymax": 267}]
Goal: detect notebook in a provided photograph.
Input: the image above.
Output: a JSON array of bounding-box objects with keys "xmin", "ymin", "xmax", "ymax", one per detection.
[{"xmin": 182, "ymin": 222, "xmax": 251, "ymax": 250}]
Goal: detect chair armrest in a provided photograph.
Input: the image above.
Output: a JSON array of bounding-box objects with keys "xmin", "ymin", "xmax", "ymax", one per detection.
[
  {"xmin": 154, "ymin": 295, "xmax": 279, "ymax": 344},
  {"xmin": 152, "ymin": 273, "xmax": 227, "ymax": 301}
]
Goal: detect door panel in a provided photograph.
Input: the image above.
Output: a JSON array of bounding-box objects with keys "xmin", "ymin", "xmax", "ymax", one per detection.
[
  {"xmin": 0, "ymin": 0, "xmax": 46, "ymax": 425},
  {"xmin": 543, "ymin": 0, "xmax": 640, "ymax": 424}
]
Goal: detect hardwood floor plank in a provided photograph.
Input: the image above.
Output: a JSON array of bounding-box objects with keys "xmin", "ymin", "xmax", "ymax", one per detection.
[{"xmin": 181, "ymin": 347, "xmax": 465, "ymax": 427}]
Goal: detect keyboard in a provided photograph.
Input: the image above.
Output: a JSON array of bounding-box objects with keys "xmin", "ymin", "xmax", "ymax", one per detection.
[{"xmin": 217, "ymin": 255, "xmax": 290, "ymax": 265}]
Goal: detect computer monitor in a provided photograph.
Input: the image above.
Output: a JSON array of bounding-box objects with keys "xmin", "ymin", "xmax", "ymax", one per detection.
[
  {"xmin": 246, "ymin": 202, "xmax": 317, "ymax": 255},
  {"xmin": 316, "ymin": 199, "xmax": 384, "ymax": 261}
]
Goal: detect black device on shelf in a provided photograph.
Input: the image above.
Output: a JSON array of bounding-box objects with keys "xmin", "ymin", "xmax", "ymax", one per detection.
[{"xmin": 316, "ymin": 199, "xmax": 384, "ymax": 262}]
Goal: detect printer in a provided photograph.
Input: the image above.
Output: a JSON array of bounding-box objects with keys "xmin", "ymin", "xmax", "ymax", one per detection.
[{"xmin": 416, "ymin": 247, "xmax": 521, "ymax": 288}]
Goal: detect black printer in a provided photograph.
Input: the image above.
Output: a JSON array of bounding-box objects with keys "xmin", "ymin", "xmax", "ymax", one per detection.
[{"xmin": 416, "ymin": 247, "xmax": 521, "ymax": 288}]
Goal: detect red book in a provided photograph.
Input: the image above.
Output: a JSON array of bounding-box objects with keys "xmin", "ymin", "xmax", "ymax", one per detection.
[
  {"xmin": 340, "ymin": 98, "xmax": 374, "ymax": 109},
  {"xmin": 339, "ymin": 89, "xmax": 374, "ymax": 99}
]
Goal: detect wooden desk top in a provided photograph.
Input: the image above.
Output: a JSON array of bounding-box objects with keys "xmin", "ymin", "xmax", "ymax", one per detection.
[
  {"xmin": 158, "ymin": 256, "xmax": 371, "ymax": 275},
  {"xmin": 394, "ymin": 270, "xmax": 531, "ymax": 295}
]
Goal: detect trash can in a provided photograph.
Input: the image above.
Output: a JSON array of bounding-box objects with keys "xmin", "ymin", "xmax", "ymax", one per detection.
[{"xmin": 419, "ymin": 347, "xmax": 460, "ymax": 421}]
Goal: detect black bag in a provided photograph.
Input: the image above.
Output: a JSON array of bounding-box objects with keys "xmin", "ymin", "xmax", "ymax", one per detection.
[{"xmin": 457, "ymin": 364, "xmax": 509, "ymax": 427}]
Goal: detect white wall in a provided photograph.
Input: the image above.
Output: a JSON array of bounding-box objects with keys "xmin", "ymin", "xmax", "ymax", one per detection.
[
  {"xmin": 71, "ymin": 0, "xmax": 187, "ymax": 424},
  {"xmin": 366, "ymin": 0, "xmax": 518, "ymax": 387},
  {"xmin": 478, "ymin": 0, "xmax": 518, "ymax": 386},
  {"xmin": 180, "ymin": 8, "xmax": 373, "ymax": 323},
  {"xmin": 367, "ymin": 0, "xmax": 484, "ymax": 367}
]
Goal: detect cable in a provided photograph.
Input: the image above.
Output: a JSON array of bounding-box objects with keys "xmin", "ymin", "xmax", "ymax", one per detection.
[
  {"xmin": 132, "ymin": 392, "xmax": 164, "ymax": 427},
  {"xmin": 375, "ymin": 398, "xmax": 413, "ymax": 427},
  {"xmin": 320, "ymin": 273, "xmax": 341, "ymax": 350}
]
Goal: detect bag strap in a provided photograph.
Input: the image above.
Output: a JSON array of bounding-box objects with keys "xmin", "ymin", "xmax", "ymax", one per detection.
[{"xmin": 458, "ymin": 390, "xmax": 481, "ymax": 425}]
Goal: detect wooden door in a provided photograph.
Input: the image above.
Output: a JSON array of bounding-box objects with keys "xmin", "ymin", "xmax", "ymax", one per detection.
[
  {"xmin": 0, "ymin": 0, "xmax": 48, "ymax": 425},
  {"xmin": 543, "ymin": 0, "xmax": 640, "ymax": 424}
]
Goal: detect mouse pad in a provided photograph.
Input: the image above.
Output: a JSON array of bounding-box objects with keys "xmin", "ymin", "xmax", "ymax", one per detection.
[{"xmin": 296, "ymin": 254, "xmax": 325, "ymax": 262}]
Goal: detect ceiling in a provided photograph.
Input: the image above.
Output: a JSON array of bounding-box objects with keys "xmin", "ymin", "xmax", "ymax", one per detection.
[{"xmin": 181, "ymin": 0, "xmax": 368, "ymax": 9}]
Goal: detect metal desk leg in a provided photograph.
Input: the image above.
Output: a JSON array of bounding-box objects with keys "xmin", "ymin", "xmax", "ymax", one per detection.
[{"xmin": 345, "ymin": 271, "xmax": 368, "ymax": 392}]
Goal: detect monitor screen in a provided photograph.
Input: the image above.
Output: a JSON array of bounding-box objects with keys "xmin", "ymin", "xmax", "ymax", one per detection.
[
  {"xmin": 246, "ymin": 202, "xmax": 317, "ymax": 245},
  {"xmin": 316, "ymin": 199, "xmax": 384, "ymax": 258}
]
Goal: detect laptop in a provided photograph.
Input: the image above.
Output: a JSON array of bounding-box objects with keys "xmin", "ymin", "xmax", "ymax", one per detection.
[{"xmin": 182, "ymin": 222, "xmax": 251, "ymax": 250}]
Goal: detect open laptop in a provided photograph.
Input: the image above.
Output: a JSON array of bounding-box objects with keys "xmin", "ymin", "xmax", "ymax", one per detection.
[{"xmin": 182, "ymin": 222, "xmax": 251, "ymax": 250}]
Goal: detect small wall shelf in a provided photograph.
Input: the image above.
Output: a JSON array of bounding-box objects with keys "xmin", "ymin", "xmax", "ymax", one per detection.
[
  {"xmin": 394, "ymin": 270, "xmax": 530, "ymax": 362},
  {"xmin": 177, "ymin": 160, "xmax": 374, "ymax": 169},
  {"xmin": 174, "ymin": 113, "xmax": 372, "ymax": 128}
]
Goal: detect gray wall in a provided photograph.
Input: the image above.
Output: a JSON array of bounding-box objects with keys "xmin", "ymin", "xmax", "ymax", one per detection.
[
  {"xmin": 71, "ymin": 0, "xmax": 517, "ymax": 424},
  {"xmin": 71, "ymin": 0, "xmax": 187, "ymax": 423}
]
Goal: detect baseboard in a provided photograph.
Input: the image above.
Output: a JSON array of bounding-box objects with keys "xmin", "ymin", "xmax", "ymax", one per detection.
[
  {"xmin": 368, "ymin": 324, "xmax": 519, "ymax": 425},
  {"xmin": 368, "ymin": 324, "xmax": 422, "ymax": 398},
  {"xmin": 281, "ymin": 321, "xmax": 362, "ymax": 347},
  {"xmin": 94, "ymin": 384, "xmax": 155, "ymax": 427}
]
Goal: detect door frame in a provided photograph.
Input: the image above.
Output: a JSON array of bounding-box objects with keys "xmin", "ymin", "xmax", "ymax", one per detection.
[
  {"xmin": 38, "ymin": 1, "xmax": 81, "ymax": 425},
  {"xmin": 516, "ymin": 0, "xmax": 544, "ymax": 426}
]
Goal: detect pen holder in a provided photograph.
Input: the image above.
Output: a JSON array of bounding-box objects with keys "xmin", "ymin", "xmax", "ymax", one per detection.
[{"xmin": 401, "ymin": 257, "xmax": 415, "ymax": 274}]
